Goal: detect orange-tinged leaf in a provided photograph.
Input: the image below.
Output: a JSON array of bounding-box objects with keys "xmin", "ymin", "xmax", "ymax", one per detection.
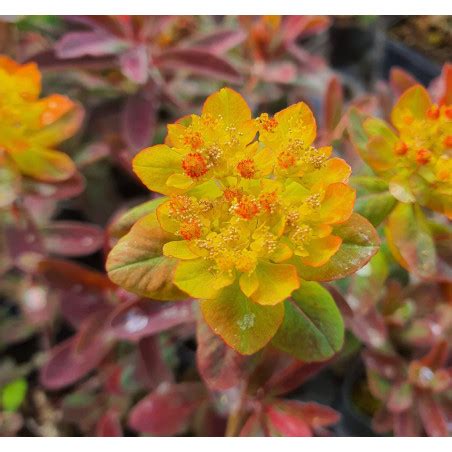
[
  {"xmin": 10, "ymin": 147, "xmax": 76, "ymax": 182},
  {"xmin": 293, "ymin": 213, "xmax": 380, "ymax": 281},
  {"xmin": 301, "ymin": 235, "xmax": 342, "ymax": 267},
  {"xmin": 174, "ymin": 258, "xmax": 235, "ymax": 299},
  {"xmin": 318, "ymin": 182, "xmax": 355, "ymax": 225},
  {"xmin": 389, "ymin": 67, "xmax": 418, "ymax": 98},
  {"xmin": 133, "ymin": 144, "xmax": 185, "ymax": 195},
  {"xmin": 106, "ymin": 212, "xmax": 187, "ymax": 300},
  {"xmin": 200, "ymin": 282, "xmax": 284, "ymax": 355},
  {"xmin": 391, "ymin": 85, "xmax": 431, "ymax": 130},
  {"xmin": 250, "ymin": 261, "xmax": 300, "ymax": 305}
]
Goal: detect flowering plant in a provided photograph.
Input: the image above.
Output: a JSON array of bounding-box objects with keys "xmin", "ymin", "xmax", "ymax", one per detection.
[{"xmin": 107, "ymin": 87, "xmax": 379, "ymax": 357}]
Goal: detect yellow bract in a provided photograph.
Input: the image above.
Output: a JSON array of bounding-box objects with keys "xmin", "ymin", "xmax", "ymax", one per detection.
[
  {"xmin": 0, "ymin": 55, "xmax": 82, "ymax": 184},
  {"xmin": 364, "ymin": 85, "xmax": 451, "ymax": 218},
  {"xmin": 133, "ymin": 88, "xmax": 355, "ymax": 304}
]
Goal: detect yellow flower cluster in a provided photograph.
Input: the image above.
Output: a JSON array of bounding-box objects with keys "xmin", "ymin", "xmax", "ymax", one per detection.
[
  {"xmin": 0, "ymin": 55, "xmax": 81, "ymax": 185},
  {"xmin": 133, "ymin": 88, "xmax": 355, "ymax": 305}
]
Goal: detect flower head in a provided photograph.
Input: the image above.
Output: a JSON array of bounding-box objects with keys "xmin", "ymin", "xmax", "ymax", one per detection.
[
  {"xmin": 0, "ymin": 55, "xmax": 82, "ymax": 186},
  {"xmin": 359, "ymin": 85, "xmax": 451, "ymax": 218},
  {"xmin": 133, "ymin": 88, "xmax": 355, "ymax": 305}
]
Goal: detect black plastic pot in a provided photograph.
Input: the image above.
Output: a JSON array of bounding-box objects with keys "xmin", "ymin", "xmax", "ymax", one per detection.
[
  {"xmin": 382, "ymin": 38, "xmax": 442, "ymax": 86},
  {"xmin": 336, "ymin": 360, "xmax": 378, "ymax": 437}
]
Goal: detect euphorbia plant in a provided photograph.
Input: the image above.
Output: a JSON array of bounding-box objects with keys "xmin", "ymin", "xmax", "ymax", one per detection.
[
  {"xmin": 107, "ymin": 87, "xmax": 379, "ymax": 358},
  {"xmin": 349, "ymin": 82, "xmax": 451, "ymax": 282},
  {"xmin": 0, "ymin": 55, "xmax": 83, "ymax": 206}
]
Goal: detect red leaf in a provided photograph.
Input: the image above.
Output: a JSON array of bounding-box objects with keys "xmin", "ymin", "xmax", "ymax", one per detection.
[
  {"xmin": 393, "ymin": 410, "xmax": 421, "ymax": 437},
  {"xmin": 282, "ymin": 16, "xmax": 331, "ymax": 45},
  {"xmin": 128, "ymin": 383, "xmax": 205, "ymax": 435},
  {"xmin": 37, "ymin": 259, "xmax": 113, "ymax": 328},
  {"xmin": 387, "ymin": 382, "xmax": 413, "ymax": 413},
  {"xmin": 119, "ymin": 45, "xmax": 149, "ymax": 84},
  {"xmin": 272, "ymin": 401, "xmax": 340, "ymax": 428},
  {"xmin": 260, "ymin": 62, "xmax": 297, "ymax": 84},
  {"xmin": 196, "ymin": 316, "xmax": 255, "ymax": 391},
  {"xmin": 264, "ymin": 359, "xmax": 329, "ymax": 397},
  {"xmin": 362, "ymin": 349, "xmax": 405, "ymax": 381},
  {"xmin": 96, "ymin": 410, "xmax": 123, "ymax": 437},
  {"xmin": 155, "ymin": 48, "xmax": 242, "ymax": 83},
  {"xmin": 438, "ymin": 63, "xmax": 452, "ymax": 105},
  {"xmin": 137, "ymin": 336, "xmax": 174, "ymax": 388},
  {"xmin": 323, "ymin": 76, "xmax": 344, "ymax": 132},
  {"xmin": 109, "ymin": 299, "xmax": 195, "ymax": 341},
  {"xmin": 265, "ymin": 403, "xmax": 312, "ymax": 437},
  {"xmin": 24, "ymin": 171, "xmax": 85, "ymax": 201},
  {"xmin": 418, "ymin": 393, "xmax": 448, "ymax": 437},
  {"xmin": 40, "ymin": 334, "xmax": 112, "ymax": 390},
  {"xmin": 121, "ymin": 86, "xmax": 157, "ymax": 153},
  {"xmin": 389, "ymin": 67, "xmax": 419, "ymax": 98},
  {"xmin": 41, "ymin": 221, "xmax": 104, "ymax": 257},
  {"xmin": 418, "ymin": 340, "xmax": 449, "ymax": 370},
  {"xmin": 239, "ymin": 412, "xmax": 266, "ymax": 437},
  {"xmin": 190, "ymin": 29, "xmax": 246, "ymax": 54},
  {"xmin": 55, "ymin": 31, "xmax": 126, "ymax": 58}
]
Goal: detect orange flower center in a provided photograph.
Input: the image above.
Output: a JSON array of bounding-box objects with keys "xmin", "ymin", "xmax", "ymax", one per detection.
[
  {"xmin": 427, "ymin": 104, "xmax": 440, "ymax": 120},
  {"xmin": 179, "ymin": 220, "xmax": 202, "ymax": 240},
  {"xmin": 394, "ymin": 141, "xmax": 409, "ymax": 156},
  {"xmin": 444, "ymin": 135, "xmax": 452, "ymax": 148},
  {"xmin": 259, "ymin": 191, "xmax": 278, "ymax": 213},
  {"xmin": 183, "ymin": 131, "xmax": 204, "ymax": 150},
  {"xmin": 277, "ymin": 149, "xmax": 297, "ymax": 169},
  {"xmin": 182, "ymin": 152, "xmax": 208, "ymax": 178},
  {"xmin": 235, "ymin": 197, "xmax": 260, "ymax": 220},
  {"xmin": 415, "ymin": 148, "xmax": 431, "ymax": 165},
  {"xmin": 258, "ymin": 113, "xmax": 278, "ymax": 132},
  {"xmin": 236, "ymin": 158, "xmax": 256, "ymax": 179}
]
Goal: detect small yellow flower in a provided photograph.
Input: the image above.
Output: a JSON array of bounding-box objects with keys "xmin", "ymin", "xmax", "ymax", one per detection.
[
  {"xmin": 133, "ymin": 88, "xmax": 355, "ymax": 306},
  {"xmin": 0, "ymin": 55, "xmax": 82, "ymax": 184},
  {"xmin": 360, "ymin": 85, "xmax": 451, "ymax": 218}
]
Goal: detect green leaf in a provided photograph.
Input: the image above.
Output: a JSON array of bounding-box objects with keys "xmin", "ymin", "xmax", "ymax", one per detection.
[
  {"xmin": 106, "ymin": 212, "xmax": 187, "ymax": 300},
  {"xmin": 293, "ymin": 213, "xmax": 380, "ymax": 282},
  {"xmin": 200, "ymin": 282, "xmax": 284, "ymax": 355},
  {"xmin": 1, "ymin": 378, "xmax": 27, "ymax": 412},
  {"xmin": 108, "ymin": 197, "xmax": 166, "ymax": 240},
  {"xmin": 271, "ymin": 282, "xmax": 344, "ymax": 361},
  {"xmin": 354, "ymin": 191, "xmax": 397, "ymax": 227}
]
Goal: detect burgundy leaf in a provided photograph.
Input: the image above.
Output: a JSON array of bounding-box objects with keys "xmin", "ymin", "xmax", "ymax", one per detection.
[
  {"xmin": 282, "ymin": 16, "xmax": 331, "ymax": 45},
  {"xmin": 55, "ymin": 31, "xmax": 126, "ymax": 59},
  {"xmin": 137, "ymin": 336, "xmax": 174, "ymax": 388},
  {"xmin": 28, "ymin": 50, "xmax": 117, "ymax": 71},
  {"xmin": 128, "ymin": 383, "xmax": 205, "ymax": 435},
  {"xmin": 24, "ymin": 171, "xmax": 86, "ymax": 201},
  {"xmin": 190, "ymin": 29, "xmax": 246, "ymax": 54},
  {"xmin": 239, "ymin": 412, "xmax": 266, "ymax": 437},
  {"xmin": 362, "ymin": 349, "xmax": 405, "ymax": 381},
  {"xmin": 96, "ymin": 410, "xmax": 123, "ymax": 437},
  {"xmin": 155, "ymin": 48, "xmax": 242, "ymax": 83},
  {"xmin": 110, "ymin": 299, "xmax": 195, "ymax": 341},
  {"xmin": 323, "ymin": 75, "xmax": 344, "ymax": 132},
  {"xmin": 264, "ymin": 359, "xmax": 330, "ymax": 397},
  {"xmin": 40, "ymin": 334, "xmax": 112, "ymax": 390},
  {"xmin": 121, "ymin": 87, "xmax": 157, "ymax": 153},
  {"xmin": 272, "ymin": 401, "xmax": 340, "ymax": 428},
  {"xmin": 265, "ymin": 403, "xmax": 312, "ymax": 437},
  {"xmin": 349, "ymin": 306, "xmax": 388, "ymax": 349},
  {"xmin": 418, "ymin": 340, "xmax": 449, "ymax": 370},
  {"xmin": 393, "ymin": 410, "xmax": 421, "ymax": 437},
  {"xmin": 418, "ymin": 393, "xmax": 448, "ymax": 437},
  {"xmin": 196, "ymin": 316, "xmax": 255, "ymax": 391},
  {"xmin": 389, "ymin": 67, "xmax": 418, "ymax": 98},
  {"xmin": 41, "ymin": 221, "xmax": 104, "ymax": 257},
  {"xmin": 119, "ymin": 45, "xmax": 149, "ymax": 84},
  {"xmin": 371, "ymin": 407, "xmax": 394, "ymax": 434},
  {"xmin": 63, "ymin": 16, "xmax": 126, "ymax": 38},
  {"xmin": 37, "ymin": 258, "xmax": 113, "ymax": 328}
]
